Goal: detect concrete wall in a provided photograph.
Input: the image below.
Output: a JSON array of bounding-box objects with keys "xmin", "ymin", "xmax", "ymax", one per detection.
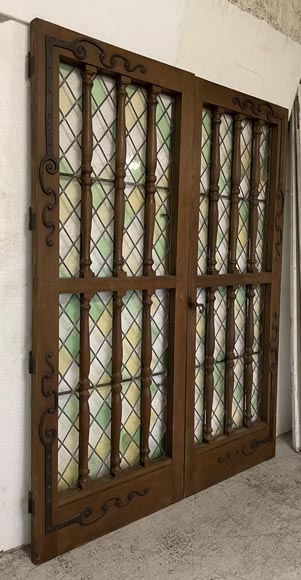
[
  {"xmin": 0, "ymin": 0, "xmax": 300, "ymax": 552},
  {"xmin": 229, "ymin": 0, "xmax": 301, "ymax": 43}
]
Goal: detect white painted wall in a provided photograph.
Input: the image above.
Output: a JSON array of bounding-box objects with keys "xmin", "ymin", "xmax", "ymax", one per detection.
[{"xmin": 0, "ymin": 0, "xmax": 299, "ymax": 551}]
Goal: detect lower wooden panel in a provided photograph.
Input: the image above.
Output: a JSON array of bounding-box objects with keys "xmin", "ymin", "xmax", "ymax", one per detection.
[
  {"xmin": 184, "ymin": 426, "xmax": 274, "ymax": 497},
  {"xmin": 31, "ymin": 461, "xmax": 182, "ymax": 564}
]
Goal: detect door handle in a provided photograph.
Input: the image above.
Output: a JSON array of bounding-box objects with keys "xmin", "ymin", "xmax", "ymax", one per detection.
[{"xmin": 188, "ymin": 298, "xmax": 205, "ymax": 314}]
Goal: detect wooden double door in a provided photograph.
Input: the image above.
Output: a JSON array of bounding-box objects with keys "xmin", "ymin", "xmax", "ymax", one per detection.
[{"xmin": 30, "ymin": 19, "xmax": 287, "ymax": 563}]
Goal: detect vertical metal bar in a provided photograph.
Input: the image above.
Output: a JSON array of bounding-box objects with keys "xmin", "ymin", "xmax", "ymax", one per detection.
[
  {"xmin": 248, "ymin": 120, "xmax": 263, "ymax": 274},
  {"xmin": 111, "ymin": 290, "xmax": 124, "ymax": 475},
  {"xmin": 140, "ymin": 85, "xmax": 160, "ymax": 465},
  {"xmin": 228, "ymin": 114, "xmax": 243, "ymax": 274},
  {"xmin": 113, "ymin": 75, "xmax": 131, "ymax": 277},
  {"xmin": 78, "ymin": 295, "xmax": 91, "ymax": 487},
  {"xmin": 243, "ymin": 120, "xmax": 263, "ymax": 428},
  {"xmin": 143, "ymin": 85, "xmax": 161, "ymax": 277},
  {"xmin": 207, "ymin": 107, "xmax": 223, "ymax": 275},
  {"xmin": 225, "ymin": 286, "xmax": 236, "ymax": 434},
  {"xmin": 141, "ymin": 289, "xmax": 153, "ymax": 465},
  {"xmin": 78, "ymin": 65, "xmax": 96, "ymax": 488},
  {"xmin": 80, "ymin": 66, "xmax": 95, "ymax": 279},
  {"xmin": 224, "ymin": 114, "xmax": 243, "ymax": 435},
  {"xmin": 244, "ymin": 286, "xmax": 255, "ymax": 427},
  {"xmin": 204, "ymin": 287, "xmax": 215, "ymax": 442}
]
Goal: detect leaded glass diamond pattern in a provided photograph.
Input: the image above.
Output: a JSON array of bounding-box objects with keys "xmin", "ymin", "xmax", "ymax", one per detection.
[
  {"xmin": 123, "ymin": 184, "xmax": 145, "ymax": 276},
  {"xmin": 237, "ymin": 199, "xmax": 249, "ymax": 272},
  {"xmin": 212, "ymin": 287, "xmax": 227, "ymax": 437},
  {"xmin": 125, "ymin": 85, "xmax": 147, "ymax": 183},
  {"xmin": 89, "ymin": 293, "xmax": 113, "ymax": 387},
  {"xmin": 214, "ymin": 286, "xmax": 227, "ymax": 362},
  {"xmin": 59, "ymin": 63, "xmax": 82, "ymax": 176},
  {"xmin": 219, "ymin": 114, "xmax": 233, "ymax": 196},
  {"xmin": 149, "ymin": 376, "xmax": 167, "ymax": 459},
  {"xmin": 120, "ymin": 379, "xmax": 141, "ymax": 469},
  {"xmin": 58, "ymin": 393, "xmax": 79, "ymax": 490},
  {"xmin": 259, "ymin": 125, "xmax": 271, "ymax": 201},
  {"xmin": 59, "ymin": 176, "xmax": 81, "ymax": 278},
  {"xmin": 123, "ymin": 85, "xmax": 147, "ymax": 277},
  {"xmin": 89, "ymin": 73, "xmax": 116, "ymax": 277},
  {"xmin": 88, "ymin": 385, "xmax": 111, "ymax": 479},
  {"xmin": 91, "ymin": 181, "xmax": 114, "ymax": 277},
  {"xmin": 200, "ymin": 109, "xmax": 212, "ymax": 196},
  {"xmin": 92, "ymin": 74, "xmax": 116, "ymax": 180},
  {"xmin": 216, "ymin": 197, "xmax": 230, "ymax": 273},
  {"xmin": 198, "ymin": 197, "xmax": 209, "ymax": 276},
  {"xmin": 59, "ymin": 62, "xmax": 82, "ymax": 278},
  {"xmin": 59, "ymin": 294, "xmax": 80, "ymax": 393},
  {"xmin": 194, "ymin": 289, "xmax": 206, "ymax": 443},
  {"xmin": 156, "ymin": 93, "xmax": 174, "ymax": 188},
  {"xmin": 212, "ymin": 362, "xmax": 225, "ymax": 438},
  {"xmin": 151, "ymin": 289, "xmax": 169, "ymax": 375},
  {"xmin": 253, "ymin": 285, "xmax": 264, "ymax": 354},
  {"xmin": 198, "ymin": 109, "xmax": 212, "ymax": 275},
  {"xmin": 240, "ymin": 120, "xmax": 253, "ymax": 199},
  {"xmin": 153, "ymin": 184, "xmax": 171, "ymax": 275},
  {"xmin": 234, "ymin": 286, "xmax": 246, "ymax": 357},
  {"xmin": 232, "ymin": 358, "xmax": 244, "ymax": 429},
  {"xmin": 255, "ymin": 200, "xmax": 266, "ymax": 272},
  {"xmin": 153, "ymin": 94, "xmax": 173, "ymax": 274},
  {"xmin": 251, "ymin": 353, "xmax": 262, "ymax": 421},
  {"xmin": 122, "ymin": 290, "xmax": 143, "ymax": 380}
]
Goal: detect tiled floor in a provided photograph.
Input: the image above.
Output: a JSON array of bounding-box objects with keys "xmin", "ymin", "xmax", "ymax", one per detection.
[{"xmin": 1, "ymin": 433, "xmax": 300, "ymax": 580}]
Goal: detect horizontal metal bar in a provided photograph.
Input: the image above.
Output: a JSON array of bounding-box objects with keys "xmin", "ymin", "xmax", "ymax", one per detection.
[
  {"xmin": 58, "ymin": 370, "xmax": 167, "ymax": 398},
  {"xmin": 59, "ymin": 275, "xmax": 177, "ymax": 294},
  {"xmin": 196, "ymin": 272, "xmax": 272, "ymax": 288},
  {"xmin": 59, "ymin": 171, "xmax": 171, "ymax": 193},
  {"xmin": 195, "ymin": 350, "xmax": 262, "ymax": 369}
]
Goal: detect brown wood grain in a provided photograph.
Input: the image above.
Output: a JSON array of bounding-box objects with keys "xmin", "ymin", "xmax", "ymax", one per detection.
[{"xmin": 30, "ymin": 17, "xmax": 287, "ymax": 564}]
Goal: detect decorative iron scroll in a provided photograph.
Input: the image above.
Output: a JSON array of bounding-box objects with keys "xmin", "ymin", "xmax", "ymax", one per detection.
[
  {"xmin": 232, "ymin": 97, "xmax": 279, "ymax": 122},
  {"xmin": 40, "ymin": 35, "xmax": 146, "ymax": 246},
  {"xmin": 48, "ymin": 488, "xmax": 149, "ymax": 532}
]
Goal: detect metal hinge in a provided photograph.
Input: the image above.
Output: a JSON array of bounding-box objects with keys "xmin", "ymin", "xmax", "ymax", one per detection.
[
  {"xmin": 27, "ymin": 52, "xmax": 35, "ymax": 79},
  {"xmin": 28, "ymin": 491, "xmax": 35, "ymax": 515},
  {"xmin": 29, "ymin": 207, "xmax": 36, "ymax": 231},
  {"xmin": 29, "ymin": 351, "xmax": 35, "ymax": 375}
]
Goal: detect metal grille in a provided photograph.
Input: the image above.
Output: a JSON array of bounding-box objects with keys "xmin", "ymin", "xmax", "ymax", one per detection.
[
  {"xmin": 194, "ymin": 284, "xmax": 264, "ymax": 443},
  {"xmin": 58, "ymin": 289, "xmax": 169, "ymax": 488},
  {"xmin": 59, "ymin": 66, "xmax": 174, "ymax": 280}
]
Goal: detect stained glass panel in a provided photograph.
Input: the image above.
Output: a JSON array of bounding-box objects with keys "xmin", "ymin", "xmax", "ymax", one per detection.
[
  {"xmin": 194, "ymin": 288, "xmax": 206, "ymax": 443},
  {"xmin": 198, "ymin": 108, "xmax": 212, "ymax": 275},
  {"xmin": 193, "ymin": 284, "xmax": 264, "ymax": 443},
  {"xmin": 123, "ymin": 85, "xmax": 147, "ymax": 277},
  {"xmin": 59, "ymin": 63, "xmax": 82, "ymax": 278}
]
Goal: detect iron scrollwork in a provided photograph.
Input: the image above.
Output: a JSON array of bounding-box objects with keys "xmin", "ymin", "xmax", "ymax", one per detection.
[{"xmin": 232, "ymin": 96, "xmax": 279, "ymax": 122}]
